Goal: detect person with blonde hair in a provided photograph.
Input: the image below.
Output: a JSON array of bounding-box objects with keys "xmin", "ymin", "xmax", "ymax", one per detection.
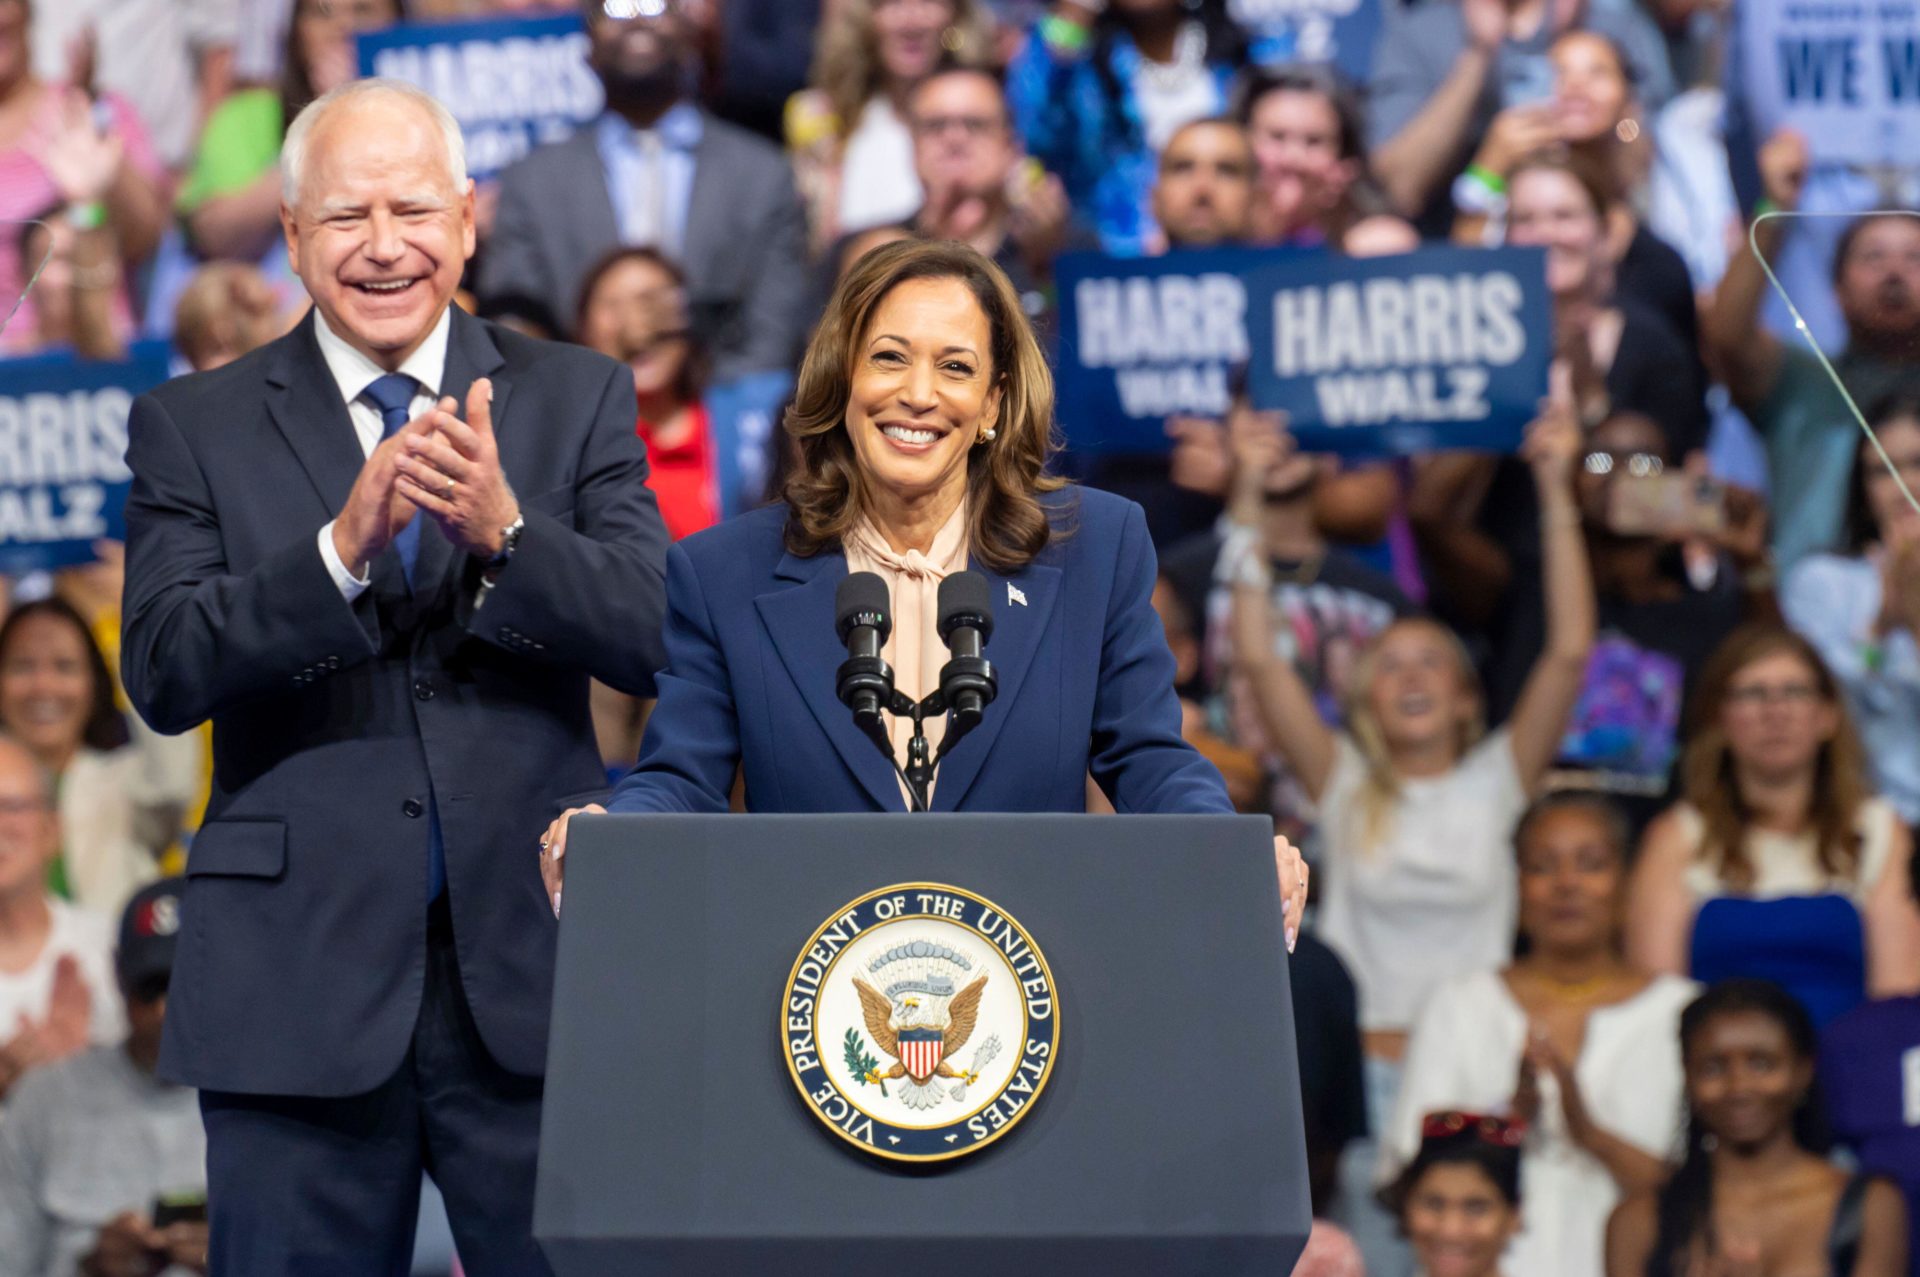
[
  {"xmin": 785, "ymin": 0, "xmax": 996, "ymax": 253},
  {"xmin": 1227, "ymin": 399, "xmax": 1592, "ymax": 1273},
  {"xmin": 1627, "ymin": 627, "xmax": 1920, "ymax": 1027},
  {"xmin": 539, "ymin": 238, "xmax": 1308, "ymax": 949}
]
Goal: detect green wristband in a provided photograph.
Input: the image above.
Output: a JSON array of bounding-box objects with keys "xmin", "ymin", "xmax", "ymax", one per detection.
[
  {"xmin": 1753, "ymin": 197, "xmax": 1780, "ymax": 220},
  {"xmin": 64, "ymin": 202, "xmax": 106, "ymax": 231},
  {"xmin": 1039, "ymin": 13, "xmax": 1092, "ymax": 53},
  {"xmin": 1465, "ymin": 164, "xmax": 1508, "ymax": 195}
]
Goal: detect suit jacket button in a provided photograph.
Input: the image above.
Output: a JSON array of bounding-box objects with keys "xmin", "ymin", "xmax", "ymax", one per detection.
[
  {"xmin": 402, "ymin": 798, "xmax": 425, "ymax": 819},
  {"xmin": 414, "ymin": 679, "xmax": 434, "ymax": 701},
  {"xmin": 326, "ymin": 656, "xmax": 340, "ymax": 669}
]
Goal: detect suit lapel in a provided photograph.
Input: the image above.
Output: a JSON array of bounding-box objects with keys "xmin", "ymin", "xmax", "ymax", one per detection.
[
  {"xmin": 678, "ymin": 116, "xmax": 725, "ymax": 295},
  {"xmin": 411, "ymin": 309, "xmax": 510, "ymax": 601},
  {"xmin": 930, "ymin": 557, "xmax": 1063, "ymax": 812},
  {"xmin": 265, "ymin": 314, "xmax": 364, "ymax": 520},
  {"xmin": 753, "ymin": 550, "xmax": 904, "ymax": 813}
]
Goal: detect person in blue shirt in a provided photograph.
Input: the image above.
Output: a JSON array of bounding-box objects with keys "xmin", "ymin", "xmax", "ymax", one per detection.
[{"xmin": 1007, "ymin": 0, "xmax": 1246, "ymax": 255}]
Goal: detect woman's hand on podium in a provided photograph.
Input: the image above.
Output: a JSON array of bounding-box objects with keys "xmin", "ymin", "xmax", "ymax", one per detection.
[
  {"xmin": 539, "ymin": 804, "xmax": 605, "ymax": 918},
  {"xmin": 1275, "ymin": 836, "xmax": 1308, "ymax": 953}
]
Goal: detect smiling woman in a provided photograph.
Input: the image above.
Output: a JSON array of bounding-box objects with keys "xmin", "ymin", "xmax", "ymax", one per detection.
[{"xmin": 539, "ymin": 238, "xmax": 1308, "ymax": 948}]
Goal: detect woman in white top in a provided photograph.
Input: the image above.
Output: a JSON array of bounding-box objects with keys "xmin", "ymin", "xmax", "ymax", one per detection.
[
  {"xmin": 1228, "ymin": 402, "xmax": 1594, "ymax": 1062},
  {"xmin": 1385, "ymin": 792, "xmax": 1695, "ymax": 1277},
  {"xmin": 0, "ymin": 599, "xmax": 199, "ymax": 918},
  {"xmin": 785, "ymin": 0, "xmax": 997, "ymax": 253},
  {"xmin": 1627, "ymin": 625, "xmax": 1920, "ymax": 1030}
]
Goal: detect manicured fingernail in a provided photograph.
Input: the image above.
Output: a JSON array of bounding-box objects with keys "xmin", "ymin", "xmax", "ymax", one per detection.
[
  {"xmin": 552, "ymin": 890, "xmax": 562, "ymax": 918},
  {"xmin": 1285, "ymin": 925, "xmax": 1298, "ymax": 953}
]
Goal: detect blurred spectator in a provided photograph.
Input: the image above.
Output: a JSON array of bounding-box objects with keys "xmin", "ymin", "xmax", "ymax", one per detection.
[
  {"xmin": 1008, "ymin": 0, "xmax": 1247, "ymax": 255},
  {"xmin": 178, "ymin": 0, "xmax": 401, "ymax": 265},
  {"xmin": 1426, "ymin": 411, "xmax": 1761, "ymax": 824},
  {"xmin": 1627, "ymin": 626, "xmax": 1920, "ymax": 1028},
  {"xmin": 1367, "ymin": 0, "xmax": 1671, "ymax": 233},
  {"xmin": 785, "ymin": 0, "xmax": 995, "ymax": 254},
  {"xmin": 172, "ymin": 261, "xmax": 292, "ymax": 373},
  {"xmin": 1707, "ymin": 132, "xmax": 1920, "ymax": 568},
  {"xmin": 1606, "ymin": 979, "xmax": 1910, "ymax": 1277},
  {"xmin": 0, "ymin": 0, "xmax": 168, "ymax": 357},
  {"xmin": 0, "ymin": 877, "xmax": 207, "ymax": 1277},
  {"xmin": 1229, "ymin": 405, "xmax": 1591, "ymax": 1277},
  {"xmin": 1235, "ymin": 64, "xmax": 1379, "ymax": 249},
  {"xmin": 11, "ymin": 213, "xmax": 123, "ymax": 359},
  {"xmin": 1819, "ymin": 854, "xmax": 1920, "ymax": 1277},
  {"xmin": 484, "ymin": 0, "xmax": 810, "ymax": 377},
  {"xmin": 28, "ymin": 0, "xmax": 236, "ymax": 172},
  {"xmin": 1782, "ymin": 395, "xmax": 1920, "ymax": 826},
  {"xmin": 1148, "ymin": 116, "xmax": 1254, "ymax": 250},
  {"xmin": 1382, "ymin": 1111, "xmax": 1524, "ymax": 1277},
  {"xmin": 1507, "ymin": 151, "xmax": 1706, "ymax": 455},
  {"xmin": 1160, "ymin": 406, "xmax": 1415, "ymax": 853},
  {"xmin": 0, "ymin": 600, "xmax": 197, "ymax": 920},
  {"xmin": 1456, "ymin": 30, "xmax": 1697, "ymax": 351},
  {"xmin": 1384, "ymin": 793, "xmax": 1693, "ymax": 1277},
  {"xmin": 0, "ymin": 735, "xmax": 124, "ymax": 1102}
]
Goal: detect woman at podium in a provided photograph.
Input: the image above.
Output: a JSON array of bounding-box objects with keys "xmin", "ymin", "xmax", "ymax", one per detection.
[{"xmin": 539, "ymin": 239, "xmax": 1307, "ymax": 941}]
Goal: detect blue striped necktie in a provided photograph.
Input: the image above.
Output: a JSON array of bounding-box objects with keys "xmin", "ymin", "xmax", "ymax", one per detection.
[{"xmin": 361, "ymin": 373, "xmax": 421, "ymax": 587}]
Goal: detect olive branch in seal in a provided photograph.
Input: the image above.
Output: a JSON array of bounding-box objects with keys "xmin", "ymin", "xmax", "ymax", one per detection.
[{"xmin": 843, "ymin": 1028, "xmax": 888, "ymax": 1097}]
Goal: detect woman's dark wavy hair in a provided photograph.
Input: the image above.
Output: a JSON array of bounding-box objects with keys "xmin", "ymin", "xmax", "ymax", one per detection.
[
  {"xmin": 1650, "ymin": 980, "xmax": 1826, "ymax": 1277},
  {"xmin": 1842, "ymin": 391, "xmax": 1920, "ymax": 553},
  {"xmin": 1379, "ymin": 1124, "xmax": 1523, "ymax": 1223},
  {"xmin": 0, "ymin": 597, "xmax": 129, "ymax": 753},
  {"xmin": 781, "ymin": 238, "xmax": 1067, "ymax": 572}
]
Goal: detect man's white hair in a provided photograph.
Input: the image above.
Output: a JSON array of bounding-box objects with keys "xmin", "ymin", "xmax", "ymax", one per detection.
[{"xmin": 280, "ymin": 78, "xmax": 469, "ymax": 207}]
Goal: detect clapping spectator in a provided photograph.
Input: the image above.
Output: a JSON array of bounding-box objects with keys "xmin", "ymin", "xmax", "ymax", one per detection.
[
  {"xmin": 11, "ymin": 213, "xmax": 123, "ymax": 359},
  {"xmin": 1782, "ymin": 395, "xmax": 1920, "ymax": 826},
  {"xmin": 0, "ymin": 0, "xmax": 168, "ymax": 357},
  {"xmin": 1627, "ymin": 626, "xmax": 1920, "ymax": 1028},
  {"xmin": 172, "ymin": 260, "xmax": 291, "ymax": 372},
  {"xmin": 1385, "ymin": 793, "xmax": 1694, "ymax": 1277},
  {"xmin": 0, "ymin": 600, "xmax": 198, "ymax": 919},
  {"xmin": 1237, "ymin": 64, "xmax": 1391, "ymax": 250},
  {"xmin": 1606, "ymin": 980, "xmax": 1909, "ymax": 1277},
  {"xmin": 178, "ymin": 0, "xmax": 399, "ymax": 265},
  {"xmin": 0, "ymin": 736, "xmax": 124, "ymax": 1103},
  {"xmin": 1707, "ymin": 130, "xmax": 1920, "ymax": 568},
  {"xmin": 1008, "ymin": 0, "xmax": 1246, "ymax": 255},
  {"xmin": 0, "ymin": 878, "xmax": 207, "ymax": 1277},
  {"xmin": 1367, "ymin": 0, "xmax": 1671, "ymax": 232},
  {"xmin": 785, "ymin": 0, "xmax": 996, "ymax": 253},
  {"xmin": 484, "ymin": 0, "xmax": 810, "ymax": 378}
]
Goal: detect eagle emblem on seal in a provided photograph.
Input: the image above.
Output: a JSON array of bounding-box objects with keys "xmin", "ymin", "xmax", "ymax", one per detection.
[{"xmin": 848, "ymin": 939, "xmax": 998, "ymax": 1111}]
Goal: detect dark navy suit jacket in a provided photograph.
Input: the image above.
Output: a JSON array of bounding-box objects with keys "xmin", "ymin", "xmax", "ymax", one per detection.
[
  {"xmin": 608, "ymin": 489, "xmax": 1232, "ymax": 816},
  {"xmin": 122, "ymin": 307, "xmax": 670, "ymax": 1096}
]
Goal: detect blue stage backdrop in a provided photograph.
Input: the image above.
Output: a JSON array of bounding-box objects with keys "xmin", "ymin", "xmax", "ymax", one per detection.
[
  {"xmin": 357, "ymin": 13, "xmax": 605, "ymax": 180},
  {"xmin": 1055, "ymin": 245, "xmax": 1550, "ymax": 459},
  {"xmin": 0, "ymin": 341, "xmax": 170, "ymax": 573}
]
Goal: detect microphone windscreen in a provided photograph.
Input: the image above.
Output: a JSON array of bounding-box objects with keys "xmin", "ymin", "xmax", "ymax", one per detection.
[
  {"xmin": 937, "ymin": 570, "xmax": 994, "ymax": 643},
  {"xmin": 835, "ymin": 571, "xmax": 892, "ymax": 644}
]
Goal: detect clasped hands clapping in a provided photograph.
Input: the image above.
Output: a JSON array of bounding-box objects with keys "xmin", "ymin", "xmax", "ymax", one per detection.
[{"xmin": 329, "ymin": 377, "xmax": 521, "ymax": 577}]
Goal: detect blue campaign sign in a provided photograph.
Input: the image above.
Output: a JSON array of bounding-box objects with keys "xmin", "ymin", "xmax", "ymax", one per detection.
[
  {"xmin": 1231, "ymin": 0, "xmax": 1382, "ymax": 85},
  {"xmin": 357, "ymin": 15, "xmax": 605, "ymax": 180},
  {"xmin": 1054, "ymin": 246, "xmax": 1283, "ymax": 454},
  {"xmin": 0, "ymin": 342, "xmax": 171, "ymax": 573},
  {"xmin": 1735, "ymin": 2, "xmax": 1920, "ymax": 168},
  {"xmin": 1243, "ymin": 246, "xmax": 1551, "ymax": 458}
]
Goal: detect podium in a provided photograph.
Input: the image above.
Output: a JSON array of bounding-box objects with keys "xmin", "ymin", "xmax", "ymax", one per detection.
[{"xmin": 535, "ymin": 813, "xmax": 1311, "ymax": 1276}]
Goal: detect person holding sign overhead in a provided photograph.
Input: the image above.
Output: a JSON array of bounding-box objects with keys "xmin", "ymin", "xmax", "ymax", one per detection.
[{"xmin": 538, "ymin": 238, "xmax": 1309, "ymax": 952}]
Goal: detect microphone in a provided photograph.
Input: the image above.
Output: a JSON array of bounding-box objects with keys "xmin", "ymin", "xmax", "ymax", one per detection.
[
  {"xmin": 936, "ymin": 570, "xmax": 997, "ymax": 747},
  {"xmin": 835, "ymin": 572, "xmax": 894, "ymax": 750}
]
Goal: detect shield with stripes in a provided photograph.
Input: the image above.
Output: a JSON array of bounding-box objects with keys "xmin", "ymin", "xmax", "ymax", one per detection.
[{"xmin": 897, "ymin": 1027, "xmax": 944, "ymax": 1083}]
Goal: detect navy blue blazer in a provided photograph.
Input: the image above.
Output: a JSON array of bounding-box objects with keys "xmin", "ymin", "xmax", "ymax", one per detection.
[
  {"xmin": 122, "ymin": 307, "xmax": 670, "ymax": 1096},
  {"xmin": 608, "ymin": 488, "xmax": 1232, "ymax": 815}
]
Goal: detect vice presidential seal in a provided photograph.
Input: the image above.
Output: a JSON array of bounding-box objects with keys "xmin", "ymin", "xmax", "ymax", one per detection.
[{"xmin": 782, "ymin": 883, "xmax": 1058, "ymax": 1162}]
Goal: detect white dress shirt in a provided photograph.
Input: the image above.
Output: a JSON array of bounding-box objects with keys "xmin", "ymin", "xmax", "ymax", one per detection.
[{"xmin": 310, "ymin": 307, "xmax": 453, "ymax": 601}]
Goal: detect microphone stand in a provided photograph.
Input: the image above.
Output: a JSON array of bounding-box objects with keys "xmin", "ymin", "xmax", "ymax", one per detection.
[{"xmin": 875, "ymin": 687, "xmax": 987, "ymax": 814}]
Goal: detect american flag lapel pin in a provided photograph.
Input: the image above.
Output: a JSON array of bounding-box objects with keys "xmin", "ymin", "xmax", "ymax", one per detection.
[{"xmin": 1008, "ymin": 582, "xmax": 1027, "ymax": 607}]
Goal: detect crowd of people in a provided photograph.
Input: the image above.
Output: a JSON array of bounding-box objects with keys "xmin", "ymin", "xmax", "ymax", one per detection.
[{"xmin": 0, "ymin": 0, "xmax": 1916, "ymax": 1274}]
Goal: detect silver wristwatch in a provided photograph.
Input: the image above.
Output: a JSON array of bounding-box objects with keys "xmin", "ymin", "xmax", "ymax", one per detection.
[{"xmin": 485, "ymin": 514, "xmax": 525, "ymax": 571}]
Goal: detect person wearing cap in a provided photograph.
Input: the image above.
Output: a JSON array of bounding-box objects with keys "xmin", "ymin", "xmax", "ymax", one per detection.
[
  {"xmin": 0, "ymin": 877, "xmax": 208, "ymax": 1277},
  {"xmin": 0, "ymin": 737, "xmax": 123, "ymax": 1103}
]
